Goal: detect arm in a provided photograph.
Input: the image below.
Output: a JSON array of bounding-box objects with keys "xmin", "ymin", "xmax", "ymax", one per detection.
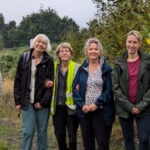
[
  {"xmin": 72, "ymin": 68, "xmax": 85, "ymax": 109},
  {"xmin": 14, "ymin": 55, "xmax": 24, "ymax": 106},
  {"xmin": 14, "ymin": 54, "xmax": 24, "ymax": 111},
  {"xmin": 39, "ymin": 58, "xmax": 54, "ymax": 107},
  {"xmin": 96, "ymin": 70, "xmax": 113, "ymax": 106},
  {"xmin": 112, "ymin": 64, "xmax": 134, "ymax": 112},
  {"xmin": 135, "ymin": 73, "xmax": 150, "ymax": 113}
]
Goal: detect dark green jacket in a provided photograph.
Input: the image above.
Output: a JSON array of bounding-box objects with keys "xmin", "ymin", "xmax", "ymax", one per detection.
[{"xmin": 112, "ymin": 50, "xmax": 150, "ymax": 118}]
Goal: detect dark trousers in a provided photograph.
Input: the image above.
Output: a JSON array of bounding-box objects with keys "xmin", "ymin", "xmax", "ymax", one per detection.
[
  {"xmin": 79, "ymin": 109, "xmax": 112, "ymax": 150},
  {"xmin": 119, "ymin": 115, "xmax": 150, "ymax": 150},
  {"xmin": 53, "ymin": 105, "xmax": 79, "ymax": 150}
]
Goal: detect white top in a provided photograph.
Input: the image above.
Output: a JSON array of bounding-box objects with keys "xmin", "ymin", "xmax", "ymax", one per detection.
[
  {"xmin": 85, "ymin": 66, "xmax": 103, "ymax": 105},
  {"xmin": 30, "ymin": 59, "xmax": 36, "ymax": 103}
]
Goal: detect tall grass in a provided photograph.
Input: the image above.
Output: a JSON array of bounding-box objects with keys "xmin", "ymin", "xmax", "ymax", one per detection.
[{"xmin": 0, "ymin": 79, "xmax": 136, "ymax": 150}]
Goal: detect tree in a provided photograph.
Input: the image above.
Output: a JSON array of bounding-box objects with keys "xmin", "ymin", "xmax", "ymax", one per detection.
[
  {"xmin": 7, "ymin": 8, "xmax": 79, "ymax": 48},
  {"xmin": 0, "ymin": 13, "xmax": 5, "ymax": 30},
  {"xmin": 0, "ymin": 32, "xmax": 4, "ymax": 49},
  {"xmin": 91, "ymin": 0, "xmax": 150, "ymax": 64},
  {"xmin": 0, "ymin": 14, "xmax": 5, "ymax": 49},
  {"xmin": 0, "ymin": 13, "xmax": 17, "ymax": 48}
]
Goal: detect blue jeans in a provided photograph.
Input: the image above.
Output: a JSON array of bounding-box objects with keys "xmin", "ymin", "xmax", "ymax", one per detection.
[
  {"xmin": 119, "ymin": 115, "xmax": 150, "ymax": 150},
  {"xmin": 21, "ymin": 104, "xmax": 50, "ymax": 150}
]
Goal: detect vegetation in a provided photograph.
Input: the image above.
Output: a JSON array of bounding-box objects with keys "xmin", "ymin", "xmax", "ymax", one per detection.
[
  {"xmin": 0, "ymin": 47, "xmax": 57, "ymax": 79},
  {"xmin": 0, "ymin": 0, "xmax": 150, "ymax": 149},
  {"xmin": 0, "ymin": 78, "xmax": 126, "ymax": 150},
  {"xmin": 89, "ymin": 0, "xmax": 150, "ymax": 63},
  {"xmin": 1, "ymin": 0, "xmax": 150, "ymax": 64},
  {"xmin": 0, "ymin": 8, "xmax": 79, "ymax": 48}
]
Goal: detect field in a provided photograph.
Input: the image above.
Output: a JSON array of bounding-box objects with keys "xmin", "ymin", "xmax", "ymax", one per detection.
[{"xmin": 0, "ymin": 79, "xmax": 137, "ymax": 150}]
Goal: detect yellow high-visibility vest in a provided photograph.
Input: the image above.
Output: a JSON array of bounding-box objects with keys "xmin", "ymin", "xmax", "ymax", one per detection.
[{"xmin": 51, "ymin": 60, "xmax": 80, "ymax": 115}]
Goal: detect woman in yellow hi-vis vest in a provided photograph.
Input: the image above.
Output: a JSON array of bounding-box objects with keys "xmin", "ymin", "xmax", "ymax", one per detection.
[{"xmin": 46, "ymin": 42, "xmax": 80, "ymax": 150}]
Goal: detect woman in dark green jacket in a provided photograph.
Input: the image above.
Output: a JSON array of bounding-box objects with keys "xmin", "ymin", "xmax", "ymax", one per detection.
[{"xmin": 112, "ymin": 30, "xmax": 150, "ymax": 150}]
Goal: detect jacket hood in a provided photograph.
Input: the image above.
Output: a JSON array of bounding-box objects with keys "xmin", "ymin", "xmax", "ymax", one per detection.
[
  {"xmin": 81, "ymin": 55, "xmax": 112, "ymax": 73},
  {"xmin": 29, "ymin": 48, "xmax": 52, "ymax": 64},
  {"xmin": 81, "ymin": 55, "xmax": 106, "ymax": 68}
]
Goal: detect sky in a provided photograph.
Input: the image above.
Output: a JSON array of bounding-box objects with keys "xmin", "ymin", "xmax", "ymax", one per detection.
[{"xmin": 0, "ymin": 0, "xmax": 97, "ymax": 28}]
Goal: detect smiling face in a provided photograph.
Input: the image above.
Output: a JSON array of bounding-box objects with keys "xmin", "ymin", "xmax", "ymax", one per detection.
[
  {"xmin": 86, "ymin": 42, "xmax": 101, "ymax": 62},
  {"xmin": 126, "ymin": 34, "xmax": 141, "ymax": 56},
  {"xmin": 34, "ymin": 36, "xmax": 48, "ymax": 53},
  {"xmin": 58, "ymin": 47, "xmax": 72, "ymax": 62}
]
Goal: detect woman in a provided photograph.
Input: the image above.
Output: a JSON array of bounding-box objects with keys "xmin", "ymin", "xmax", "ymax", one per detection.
[
  {"xmin": 112, "ymin": 30, "xmax": 150, "ymax": 150},
  {"xmin": 14, "ymin": 34, "xmax": 54, "ymax": 150},
  {"xmin": 73, "ymin": 38, "xmax": 115, "ymax": 150},
  {"xmin": 46, "ymin": 42, "xmax": 79, "ymax": 150}
]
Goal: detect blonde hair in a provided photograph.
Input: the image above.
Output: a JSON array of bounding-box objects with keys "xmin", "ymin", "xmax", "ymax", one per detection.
[
  {"xmin": 127, "ymin": 30, "xmax": 142, "ymax": 43},
  {"xmin": 84, "ymin": 38, "xmax": 103, "ymax": 56},
  {"xmin": 31, "ymin": 34, "xmax": 51, "ymax": 52},
  {"xmin": 56, "ymin": 42, "xmax": 73, "ymax": 56}
]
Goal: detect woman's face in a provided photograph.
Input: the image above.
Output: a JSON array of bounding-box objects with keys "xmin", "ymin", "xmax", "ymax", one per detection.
[
  {"xmin": 34, "ymin": 37, "xmax": 47, "ymax": 53},
  {"xmin": 87, "ymin": 43, "xmax": 100, "ymax": 61},
  {"xmin": 126, "ymin": 35, "xmax": 141, "ymax": 55},
  {"xmin": 58, "ymin": 47, "xmax": 72, "ymax": 62}
]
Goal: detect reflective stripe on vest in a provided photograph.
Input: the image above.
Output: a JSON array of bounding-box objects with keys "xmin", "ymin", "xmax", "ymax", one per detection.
[{"xmin": 51, "ymin": 60, "xmax": 79, "ymax": 115}]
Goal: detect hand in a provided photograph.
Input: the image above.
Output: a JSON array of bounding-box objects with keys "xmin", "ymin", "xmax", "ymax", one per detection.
[
  {"xmin": 82, "ymin": 104, "xmax": 90, "ymax": 113},
  {"xmin": 46, "ymin": 80, "xmax": 53, "ymax": 88},
  {"xmin": 15, "ymin": 105, "xmax": 21, "ymax": 112},
  {"xmin": 132, "ymin": 107, "xmax": 140, "ymax": 114},
  {"xmin": 34, "ymin": 102, "xmax": 42, "ymax": 109},
  {"xmin": 88, "ymin": 104, "xmax": 98, "ymax": 112},
  {"xmin": 76, "ymin": 84, "xmax": 79, "ymax": 91}
]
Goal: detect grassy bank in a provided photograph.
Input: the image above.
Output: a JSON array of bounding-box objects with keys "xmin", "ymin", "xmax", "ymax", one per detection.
[{"xmin": 0, "ymin": 79, "xmax": 134, "ymax": 150}]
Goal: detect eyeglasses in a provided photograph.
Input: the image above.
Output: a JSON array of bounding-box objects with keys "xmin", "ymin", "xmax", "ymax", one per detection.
[{"xmin": 59, "ymin": 50, "xmax": 70, "ymax": 53}]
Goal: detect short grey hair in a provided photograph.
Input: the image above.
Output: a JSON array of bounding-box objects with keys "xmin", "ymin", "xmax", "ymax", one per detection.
[
  {"xmin": 56, "ymin": 42, "xmax": 73, "ymax": 56},
  {"xmin": 84, "ymin": 38, "xmax": 103, "ymax": 56},
  {"xmin": 31, "ymin": 33, "xmax": 51, "ymax": 52}
]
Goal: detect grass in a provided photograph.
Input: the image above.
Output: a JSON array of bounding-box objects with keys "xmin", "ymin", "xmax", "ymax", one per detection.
[{"xmin": 0, "ymin": 78, "xmax": 136, "ymax": 150}]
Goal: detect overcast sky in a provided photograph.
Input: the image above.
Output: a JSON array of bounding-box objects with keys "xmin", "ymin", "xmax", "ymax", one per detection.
[{"xmin": 0, "ymin": 0, "xmax": 97, "ymax": 28}]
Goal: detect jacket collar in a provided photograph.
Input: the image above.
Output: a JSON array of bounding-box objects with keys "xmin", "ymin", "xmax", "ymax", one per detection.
[
  {"xmin": 81, "ymin": 56, "xmax": 111, "ymax": 73},
  {"xmin": 29, "ymin": 48, "xmax": 51, "ymax": 64},
  {"xmin": 116, "ymin": 50, "xmax": 150, "ymax": 65}
]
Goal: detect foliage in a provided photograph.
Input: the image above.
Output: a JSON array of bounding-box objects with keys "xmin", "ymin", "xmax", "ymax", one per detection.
[
  {"xmin": 62, "ymin": 30, "xmax": 89, "ymax": 63},
  {"xmin": 90, "ymin": 0, "xmax": 150, "ymax": 64},
  {"xmin": 1, "ymin": 1, "xmax": 150, "ymax": 66},
  {"xmin": 0, "ymin": 47, "xmax": 57, "ymax": 79},
  {"xmin": 0, "ymin": 47, "xmax": 27, "ymax": 79},
  {"xmin": 0, "ymin": 32, "xmax": 4, "ymax": 49},
  {"xmin": 0, "ymin": 8, "xmax": 79, "ymax": 48}
]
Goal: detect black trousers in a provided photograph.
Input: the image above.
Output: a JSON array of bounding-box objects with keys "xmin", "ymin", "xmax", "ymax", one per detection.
[
  {"xmin": 53, "ymin": 105, "xmax": 79, "ymax": 150},
  {"xmin": 79, "ymin": 109, "xmax": 112, "ymax": 150}
]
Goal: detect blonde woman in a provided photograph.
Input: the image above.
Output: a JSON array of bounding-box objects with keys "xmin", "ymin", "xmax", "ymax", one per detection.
[
  {"xmin": 112, "ymin": 30, "xmax": 150, "ymax": 150},
  {"xmin": 73, "ymin": 38, "xmax": 115, "ymax": 150}
]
